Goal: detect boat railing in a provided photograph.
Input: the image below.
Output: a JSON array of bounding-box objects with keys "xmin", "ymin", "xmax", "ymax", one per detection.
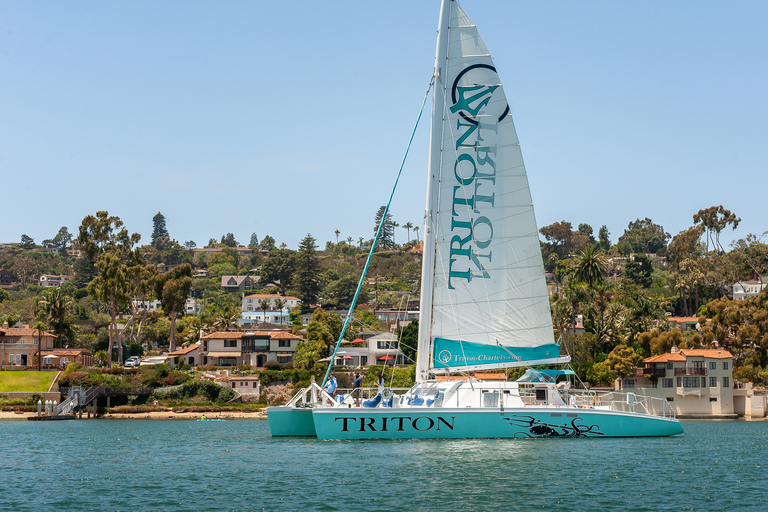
[
  {"xmin": 565, "ymin": 389, "xmax": 676, "ymax": 419},
  {"xmin": 285, "ymin": 384, "xmax": 411, "ymax": 408}
]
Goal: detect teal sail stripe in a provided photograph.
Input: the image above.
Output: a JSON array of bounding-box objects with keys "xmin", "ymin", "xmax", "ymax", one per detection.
[
  {"xmin": 321, "ymin": 79, "xmax": 433, "ymax": 388},
  {"xmin": 431, "ymin": 337, "xmax": 562, "ymax": 369}
]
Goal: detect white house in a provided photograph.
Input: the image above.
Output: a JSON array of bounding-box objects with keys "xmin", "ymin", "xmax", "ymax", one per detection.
[
  {"xmin": 333, "ymin": 331, "xmax": 407, "ymax": 367},
  {"xmin": 733, "ymin": 278, "xmax": 768, "ymax": 300},
  {"xmin": 38, "ymin": 274, "xmax": 72, "ymax": 288},
  {"xmin": 241, "ymin": 294, "xmax": 300, "ymax": 325},
  {"xmin": 199, "ymin": 330, "xmax": 301, "ymax": 367}
]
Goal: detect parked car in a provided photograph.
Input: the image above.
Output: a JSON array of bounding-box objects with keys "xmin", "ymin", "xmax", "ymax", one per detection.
[{"xmin": 125, "ymin": 356, "xmax": 141, "ymax": 368}]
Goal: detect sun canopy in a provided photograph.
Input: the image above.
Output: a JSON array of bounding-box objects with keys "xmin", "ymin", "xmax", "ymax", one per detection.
[{"xmin": 515, "ymin": 369, "xmax": 575, "ymax": 383}]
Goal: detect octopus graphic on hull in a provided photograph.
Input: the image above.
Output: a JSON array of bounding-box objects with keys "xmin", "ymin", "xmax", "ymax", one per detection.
[{"xmin": 502, "ymin": 414, "xmax": 605, "ymax": 438}]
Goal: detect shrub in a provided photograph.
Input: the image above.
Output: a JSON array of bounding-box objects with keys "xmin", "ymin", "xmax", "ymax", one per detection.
[
  {"xmin": 156, "ymin": 380, "xmax": 235, "ymax": 404},
  {"xmin": 263, "ymin": 360, "xmax": 281, "ymax": 370},
  {"xmin": 262, "ymin": 384, "xmax": 294, "ymax": 405}
]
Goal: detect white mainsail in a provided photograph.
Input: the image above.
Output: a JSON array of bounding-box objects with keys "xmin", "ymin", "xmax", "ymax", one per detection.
[{"xmin": 417, "ymin": 1, "xmax": 566, "ymax": 378}]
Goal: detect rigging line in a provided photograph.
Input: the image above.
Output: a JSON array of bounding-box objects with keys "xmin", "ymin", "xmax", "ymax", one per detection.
[{"xmin": 321, "ymin": 75, "xmax": 434, "ymax": 389}]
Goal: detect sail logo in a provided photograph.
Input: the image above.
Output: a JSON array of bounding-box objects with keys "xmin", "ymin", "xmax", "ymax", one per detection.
[
  {"xmin": 446, "ymin": 64, "xmax": 508, "ymax": 290},
  {"xmin": 438, "ymin": 350, "xmax": 452, "ymax": 365},
  {"xmin": 334, "ymin": 416, "xmax": 456, "ymax": 432}
]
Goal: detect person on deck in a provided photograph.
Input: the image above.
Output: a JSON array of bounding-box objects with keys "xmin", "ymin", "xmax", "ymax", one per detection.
[
  {"xmin": 324, "ymin": 373, "xmax": 338, "ymax": 404},
  {"xmin": 353, "ymin": 372, "xmax": 363, "ymax": 407},
  {"xmin": 377, "ymin": 374, "xmax": 384, "ymax": 395}
]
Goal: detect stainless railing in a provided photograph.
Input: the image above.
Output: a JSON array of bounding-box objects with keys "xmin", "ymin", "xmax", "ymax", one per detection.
[{"xmin": 565, "ymin": 389, "xmax": 676, "ymax": 419}]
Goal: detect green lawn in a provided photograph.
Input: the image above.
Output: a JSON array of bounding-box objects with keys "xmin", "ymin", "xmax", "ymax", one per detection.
[{"xmin": 0, "ymin": 371, "xmax": 58, "ymax": 392}]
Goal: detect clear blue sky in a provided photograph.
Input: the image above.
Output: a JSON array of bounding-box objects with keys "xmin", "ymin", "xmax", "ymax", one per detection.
[{"xmin": 2, "ymin": 1, "xmax": 766, "ymax": 250}]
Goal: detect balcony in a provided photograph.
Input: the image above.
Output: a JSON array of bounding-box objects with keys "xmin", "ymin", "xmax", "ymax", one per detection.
[
  {"xmin": 674, "ymin": 367, "xmax": 706, "ymax": 376},
  {"xmin": 641, "ymin": 367, "xmax": 667, "ymax": 377}
]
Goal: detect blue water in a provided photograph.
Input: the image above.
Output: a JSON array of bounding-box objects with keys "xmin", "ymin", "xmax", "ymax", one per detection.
[{"xmin": 1, "ymin": 419, "xmax": 766, "ymax": 511}]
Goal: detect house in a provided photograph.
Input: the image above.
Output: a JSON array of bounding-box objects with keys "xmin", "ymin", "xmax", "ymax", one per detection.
[
  {"xmin": 0, "ymin": 325, "xmax": 56, "ymax": 368},
  {"xmin": 198, "ymin": 330, "xmax": 302, "ymax": 367},
  {"xmin": 665, "ymin": 316, "xmax": 700, "ymax": 333},
  {"xmin": 221, "ymin": 275, "xmax": 255, "ymax": 293},
  {"xmin": 220, "ymin": 375, "xmax": 261, "ymax": 396},
  {"xmin": 241, "ymin": 294, "xmax": 300, "ymax": 325},
  {"xmin": 733, "ymin": 278, "xmax": 768, "ymax": 300},
  {"xmin": 131, "ymin": 298, "xmax": 200, "ymax": 316},
  {"xmin": 625, "ymin": 347, "xmax": 735, "ymax": 418},
  {"xmin": 192, "ymin": 246, "xmax": 253, "ymax": 261},
  {"xmin": 40, "ymin": 348, "xmax": 93, "ymax": 368},
  {"xmin": 168, "ymin": 343, "xmax": 203, "ymax": 367},
  {"xmin": 333, "ymin": 331, "xmax": 407, "ymax": 367},
  {"xmin": 374, "ymin": 308, "xmax": 419, "ymax": 328},
  {"xmin": 38, "ymin": 274, "xmax": 72, "ymax": 288},
  {"xmin": 0, "ymin": 268, "xmax": 17, "ymax": 289}
]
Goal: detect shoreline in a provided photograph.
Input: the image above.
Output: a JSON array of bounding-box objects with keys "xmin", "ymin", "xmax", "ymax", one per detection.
[{"xmin": 0, "ymin": 410, "xmax": 268, "ymax": 420}]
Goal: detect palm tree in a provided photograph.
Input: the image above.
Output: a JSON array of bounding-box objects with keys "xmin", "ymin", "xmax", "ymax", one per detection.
[
  {"xmin": 334, "ymin": 230, "xmax": 340, "ymax": 244},
  {"xmin": 273, "ymin": 298, "xmax": 286, "ymax": 325},
  {"xmin": 37, "ymin": 288, "xmax": 73, "ymax": 348},
  {"xmin": 32, "ymin": 321, "xmax": 46, "ymax": 371},
  {"xmin": 213, "ymin": 308, "xmax": 239, "ymax": 331},
  {"xmin": 413, "ymin": 226, "xmax": 420, "ymax": 242},
  {"xmin": 403, "ymin": 222, "xmax": 413, "ymax": 243},
  {"xmin": 259, "ymin": 298, "xmax": 271, "ymax": 324},
  {"xmin": 573, "ymin": 246, "xmax": 607, "ymax": 287},
  {"xmin": 391, "ymin": 222, "xmax": 399, "ymax": 246}
]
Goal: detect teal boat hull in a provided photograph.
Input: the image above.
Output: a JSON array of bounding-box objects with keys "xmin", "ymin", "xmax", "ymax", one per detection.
[
  {"xmin": 267, "ymin": 406, "xmax": 317, "ymax": 437},
  {"xmin": 312, "ymin": 407, "xmax": 683, "ymax": 440}
]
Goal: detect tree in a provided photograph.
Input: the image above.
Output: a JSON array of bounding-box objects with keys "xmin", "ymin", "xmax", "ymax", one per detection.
[
  {"xmin": 334, "ymin": 230, "xmax": 340, "ymax": 244},
  {"xmin": 220, "ymin": 233, "xmax": 238, "ymax": 247},
  {"xmin": 213, "ymin": 307, "xmax": 240, "ymax": 331},
  {"xmin": 324, "ymin": 275, "xmax": 370, "ymax": 309},
  {"xmin": 72, "ymin": 253, "xmax": 98, "ymax": 289},
  {"xmin": 151, "ymin": 212, "xmax": 169, "ymax": 247},
  {"xmin": 402, "ymin": 222, "xmax": 414, "ymax": 243},
  {"xmin": 183, "ymin": 240, "xmax": 197, "ymax": 251},
  {"xmin": 398, "ymin": 318, "xmax": 418, "ymax": 364},
  {"xmin": 693, "ymin": 205, "xmax": 741, "ymax": 253},
  {"xmin": 122, "ymin": 264, "xmax": 157, "ymax": 347},
  {"xmin": 667, "ymin": 225, "xmax": 705, "ymax": 270},
  {"xmin": 624, "ymin": 253, "xmax": 653, "ymax": 288},
  {"xmin": 11, "ymin": 254, "xmax": 44, "ymax": 287},
  {"xmin": 413, "ymin": 226, "xmax": 420, "ymax": 243},
  {"xmin": 19, "ymin": 234, "xmax": 35, "ymax": 250},
  {"xmin": 373, "ymin": 206, "xmax": 395, "ymax": 249},
  {"xmin": 273, "ymin": 298, "xmax": 287, "ymax": 325},
  {"xmin": 294, "ymin": 234, "xmax": 321, "ymax": 310},
  {"xmin": 259, "ymin": 298, "xmax": 270, "ymax": 323},
  {"xmin": 578, "ymin": 223, "xmax": 596, "ymax": 245},
  {"xmin": 153, "ymin": 264, "xmax": 193, "ymax": 352},
  {"xmin": 52, "ymin": 227, "xmax": 72, "ymax": 253},
  {"xmin": 249, "ymin": 233, "xmax": 259, "ymax": 248},
  {"xmin": 604, "ymin": 344, "xmax": 643, "ymax": 388},
  {"xmin": 77, "ymin": 211, "xmax": 141, "ymax": 262},
  {"xmin": 259, "ymin": 236, "xmax": 276, "ymax": 251},
  {"xmin": 88, "ymin": 252, "xmax": 130, "ymax": 365},
  {"xmin": 598, "ymin": 225, "xmax": 611, "ymax": 252},
  {"xmin": 573, "ymin": 246, "xmax": 607, "ymax": 287},
  {"xmin": 260, "ymin": 248, "xmax": 296, "ymax": 294},
  {"xmin": 617, "ymin": 218, "xmax": 670, "ymax": 254},
  {"xmin": 37, "ymin": 288, "xmax": 74, "ymax": 348}
]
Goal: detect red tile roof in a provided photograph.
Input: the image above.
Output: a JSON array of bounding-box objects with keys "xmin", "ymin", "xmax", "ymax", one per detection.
[
  {"xmin": 0, "ymin": 327, "xmax": 55, "ymax": 337},
  {"xmin": 645, "ymin": 349, "xmax": 733, "ymax": 362},
  {"xmin": 168, "ymin": 344, "xmax": 201, "ymax": 356}
]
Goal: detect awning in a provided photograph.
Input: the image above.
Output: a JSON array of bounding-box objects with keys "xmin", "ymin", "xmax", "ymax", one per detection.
[
  {"xmin": 340, "ymin": 356, "xmax": 353, "ymax": 360},
  {"xmin": 207, "ymin": 352, "xmax": 242, "ymax": 358},
  {"xmin": 43, "ymin": 355, "xmax": 61, "ymax": 359},
  {"xmin": 276, "ymin": 353, "xmax": 293, "ymax": 358},
  {"xmin": 317, "ymin": 356, "xmax": 332, "ymax": 362}
]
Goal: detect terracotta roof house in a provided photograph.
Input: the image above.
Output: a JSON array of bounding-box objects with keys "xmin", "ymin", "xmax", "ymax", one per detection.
[
  {"xmin": 0, "ymin": 326, "xmax": 56, "ymax": 368},
  {"xmin": 197, "ymin": 330, "xmax": 302, "ymax": 367},
  {"xmin": 168, "ymin": 343, "xmax": 203, "ymax": 367},
  {"xmin": 625, "ymin": 347, "xmax": 736, "ymax": 418}
]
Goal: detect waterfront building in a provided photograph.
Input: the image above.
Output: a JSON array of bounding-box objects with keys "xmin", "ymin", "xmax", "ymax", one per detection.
[
  {"xmin": 0, "ymin": 325, "xmax": 55, "ymax": 368},
  {"xmin": 331, "ymin": 331, "xmax": 407, "ymax": 367},
  {"xmin": 199, "ymin": 330, "xmax": 301, "ymax": 367},
  {"xmin": 624, "ymin": 347, "xmax": 736, "ymax": 417},
  {"xmin": 241, "ymin": 294, "xmax": 300, "ymax": 325}
]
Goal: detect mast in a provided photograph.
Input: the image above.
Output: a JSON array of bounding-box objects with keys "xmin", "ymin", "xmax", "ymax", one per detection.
[{"xmin": 415, "ymin": 0, "xmax": 451, "ymax": 383}]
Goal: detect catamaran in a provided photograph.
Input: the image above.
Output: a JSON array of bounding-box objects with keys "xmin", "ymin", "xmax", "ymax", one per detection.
[{"xmin": 268, "ymin": 0, "xmax": 683, "ymax": 439}]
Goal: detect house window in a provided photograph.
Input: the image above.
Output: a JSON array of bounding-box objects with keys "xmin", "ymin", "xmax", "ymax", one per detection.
[
  {"xmin": 278, "ymin": 339, "xmax": 290, "ymax": 348},
  {"xmin": 701, "ymin": 378, "xmax": 707, "ymax": 388},
  {"xmin": 677, "ymin": 377, "xmax": 682, "ymax": 387},
  {"xmin": 709, "ymin": 362, "xmax": 717, "ymax": 370},
  {"xmin": 224, "ymin": 340, "xmax": 237, "ymax": 348},
  {"xmin": 723, "ymin": 377, "xmax": 730, "ymax": 388},
  {"xmin": 625, "ymin": 380, "xmax": 634, "ymax": 388},
  {"xmin": 722, "ymin": 362, "xmax": 729, "ymax": 370},
  {"xmin": 666, "ymin": 397, "xmax": 674, "ymax": 402},
  {"xmin": 710, "ymin": 397, "xmax": 718, "ymax": 402},
  {"xmin": 683, "ymin": 377, "xmax": 692, "ymax": 388},
  {"xmin": 666, "ymin": 362, "xmax": 673, "ymax": 370},
  {"xmin": 663, "ymin": 378, "xmax": 673, "ymax": 388},
  {"xmin": 710, "ymin": 377, "xmax": 717, "ymax": 387}
]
